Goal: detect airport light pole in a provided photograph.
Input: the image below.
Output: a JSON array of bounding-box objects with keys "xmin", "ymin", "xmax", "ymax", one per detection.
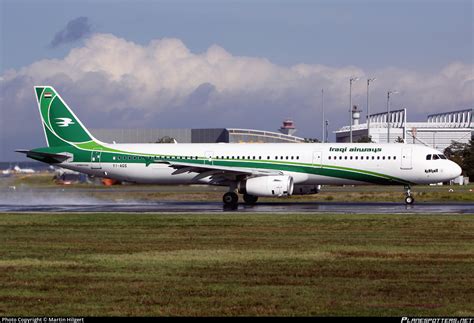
[
  {"xmin": 349, "ymin": 77, "xmax": 359, "ymax": 143},
  {"xmin": 321, "ymin": 89, "xmax": 325, "ymax": 143},
  {"xmin": 386, "ymin": 90, "xmax": 398, "ymax": 143},
  {"xmin": 366, "ymin": 78, "xmax": 376, "ymax": 139},
  {"xmin": 325, "ymin": 120, "xmax": 329, "ymax": 143}
]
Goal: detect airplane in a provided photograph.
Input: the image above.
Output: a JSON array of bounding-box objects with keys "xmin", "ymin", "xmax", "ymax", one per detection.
[
  {"xmin": 13, "ymin": 165, "xmax": 36, "ymax": 174},
  {"xmin": 17, "ymin": 86, "xmax": 462, "ymax": 206}
]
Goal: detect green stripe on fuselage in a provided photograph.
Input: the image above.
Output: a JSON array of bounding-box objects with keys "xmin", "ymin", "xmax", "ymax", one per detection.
[{"xmin": 36, "ymin": 143, "xmax": 413, "ymax": 185}]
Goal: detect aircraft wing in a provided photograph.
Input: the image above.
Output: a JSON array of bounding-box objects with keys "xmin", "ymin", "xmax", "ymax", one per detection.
[
  {"xmin": 15, "ymin": 150, "xmax": 70, "ymax": 163},
  {"xmin": 157, "ymin": 160, "xmax": 282, "ymax": 184}
]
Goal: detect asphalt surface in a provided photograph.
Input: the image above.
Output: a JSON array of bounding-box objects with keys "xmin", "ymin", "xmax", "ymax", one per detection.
[
  {"xmin": 1, "ymin": 201, "xmax": 473, "ymax": 213},
  {"xmin": 1, "ymin": 184, "xmax": 472, "ymax": 213}
]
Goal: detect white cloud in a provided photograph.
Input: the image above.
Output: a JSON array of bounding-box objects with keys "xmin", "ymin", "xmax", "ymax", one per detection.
[{"xmin": 1, "ymin": 33, "xmax": 472, "ymax": 160}]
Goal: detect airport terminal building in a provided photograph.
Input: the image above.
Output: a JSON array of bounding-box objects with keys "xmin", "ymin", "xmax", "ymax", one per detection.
[
  {"xmin": 334, "ymin": 108, "xmax": 473, "ymax": 151},
  {"xmin": 91, "ymin": 121, "xmax": 307, "ymax": 145}
]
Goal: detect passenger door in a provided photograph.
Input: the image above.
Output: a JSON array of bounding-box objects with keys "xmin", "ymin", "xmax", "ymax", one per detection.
[
  {"xmin": 312, "ymin": 151, "xmax": 322, "ymax": 168},
  {"xmin": 400, "ymin": 147, "xmax": 412, "ymax": 170},
  {"xmin": 205, "ymin": 151, "xmax": 214, "ymax": 166},
  {"xmin": 91, "ymin": 150, "xmax": 102, "ymax": 169}
]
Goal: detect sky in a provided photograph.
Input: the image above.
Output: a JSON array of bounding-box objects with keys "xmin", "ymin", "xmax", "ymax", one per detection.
[{"xmin": 0, "ymin": 0, "xmax": 472, "ymax": 161}]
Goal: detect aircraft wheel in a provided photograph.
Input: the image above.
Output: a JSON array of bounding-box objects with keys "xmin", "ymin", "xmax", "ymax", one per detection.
[
  {"xmin": 243, "ymin": 194, "xmax": 258, "ymax": 204},
  {"xmin": 223, "ymin": 192, "xmax": 238, "ymax": 206},
  {"xmin": 405, "ymin": 195, "xmax": 414, "ymax": 205}
]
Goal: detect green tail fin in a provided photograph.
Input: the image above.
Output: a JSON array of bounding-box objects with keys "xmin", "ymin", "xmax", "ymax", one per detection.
[{"xmin": 35, "ymin": 86, "xmax": 97, "ymax": 147}]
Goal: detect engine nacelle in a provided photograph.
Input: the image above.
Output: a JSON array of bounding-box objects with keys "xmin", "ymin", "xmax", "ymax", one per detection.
[
  {"xmin": 238, "ymin": 175, "xmax": 294, "ymax": 197},
  {"xmin": 293, "ymin": 184, "xmax": 321, "ymax": 195}
]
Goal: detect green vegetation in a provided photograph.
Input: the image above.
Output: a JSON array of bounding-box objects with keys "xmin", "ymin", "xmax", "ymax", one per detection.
[
  {"xmin": 0, "ymin": 213, "xmax": 473, "ymax": 316},
  {"xmin": 444, "ymin": 140, "xmax": 474, "ymax": 181},
  {"xmin": 355, "ymin": 135, "xmax": 374, "ymax": 143}
]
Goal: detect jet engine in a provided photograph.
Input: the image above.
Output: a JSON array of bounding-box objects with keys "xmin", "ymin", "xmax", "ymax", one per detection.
[{"xmin": 238, "ymin": 175, "xmax": 294, "ymax": 197}]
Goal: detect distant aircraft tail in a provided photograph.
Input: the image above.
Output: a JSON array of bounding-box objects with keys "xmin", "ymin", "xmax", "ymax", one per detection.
[{"xmin": 34, "ymin": 86, "xmax": 98, "ymax": 147}]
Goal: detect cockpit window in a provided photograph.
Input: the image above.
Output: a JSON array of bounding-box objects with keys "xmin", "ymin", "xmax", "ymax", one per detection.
[
  {"xmin": 426, "ymin": 154, "xmax": 431, "ymax": 160},
  {"xmin": 438, "ymin": 154, "xmax": 447, "ymax": 160},
  {"xmin": 433, "ymin": 154, "xmax": 439, "ymax": 160}
]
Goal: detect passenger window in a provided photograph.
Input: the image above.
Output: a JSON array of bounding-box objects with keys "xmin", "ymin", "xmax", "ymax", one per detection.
[{"xmin": 296, "ymin": 156, "xmax": 299, "ymax": 160}]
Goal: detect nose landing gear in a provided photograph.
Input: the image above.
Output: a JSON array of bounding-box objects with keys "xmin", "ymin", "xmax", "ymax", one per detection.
[{"xmin": 404, "ymin": 186, "xmax": 415, "ymax": 205}]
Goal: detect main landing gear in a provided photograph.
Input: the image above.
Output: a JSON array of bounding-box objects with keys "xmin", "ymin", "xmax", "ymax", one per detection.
[
  {"xmin": 222, "ymin": 192, "xmax": 259, "ymax": 207},
  {"xmin": 223, "ymin": 192, "xmax": 238, "ymax": 206},
  {"xmin": 243, "ymin": 194, "xmax": 258, "ymax": 204},
  {"xmin": 404, "ymin": 185, "xmax": 415, "ymax": 205}
]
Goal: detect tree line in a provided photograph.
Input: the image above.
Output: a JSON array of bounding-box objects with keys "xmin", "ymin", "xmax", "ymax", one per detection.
[{"xmin": 444, "ymin": 140, "xmax": 474, "ymax": 181}]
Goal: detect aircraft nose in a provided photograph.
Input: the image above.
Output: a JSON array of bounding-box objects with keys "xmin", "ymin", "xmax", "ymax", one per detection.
[{"xmin": 451, "ymin": 162, "xmax": 462, "ymax": 178}]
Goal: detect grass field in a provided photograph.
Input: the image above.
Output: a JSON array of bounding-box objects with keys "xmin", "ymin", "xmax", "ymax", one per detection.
[{"xmin": 0, "ymin": 213, "xmax": 473, "ymax": 316}]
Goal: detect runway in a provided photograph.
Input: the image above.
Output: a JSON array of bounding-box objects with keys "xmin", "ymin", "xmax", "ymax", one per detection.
[{"xmin": 1, "ymin": 201, "xmax": 473, "ymax": 213}]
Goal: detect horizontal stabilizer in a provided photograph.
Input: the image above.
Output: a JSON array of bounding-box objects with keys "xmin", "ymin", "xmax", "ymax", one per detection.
[{"xmin": 15, "ymin": 149, "xmax": 70, "ymax": 163}]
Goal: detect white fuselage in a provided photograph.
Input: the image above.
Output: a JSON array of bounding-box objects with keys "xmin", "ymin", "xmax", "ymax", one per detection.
[{"xmin": 61, "ymin": 142, "xmax": 462, "ymax": 186}]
